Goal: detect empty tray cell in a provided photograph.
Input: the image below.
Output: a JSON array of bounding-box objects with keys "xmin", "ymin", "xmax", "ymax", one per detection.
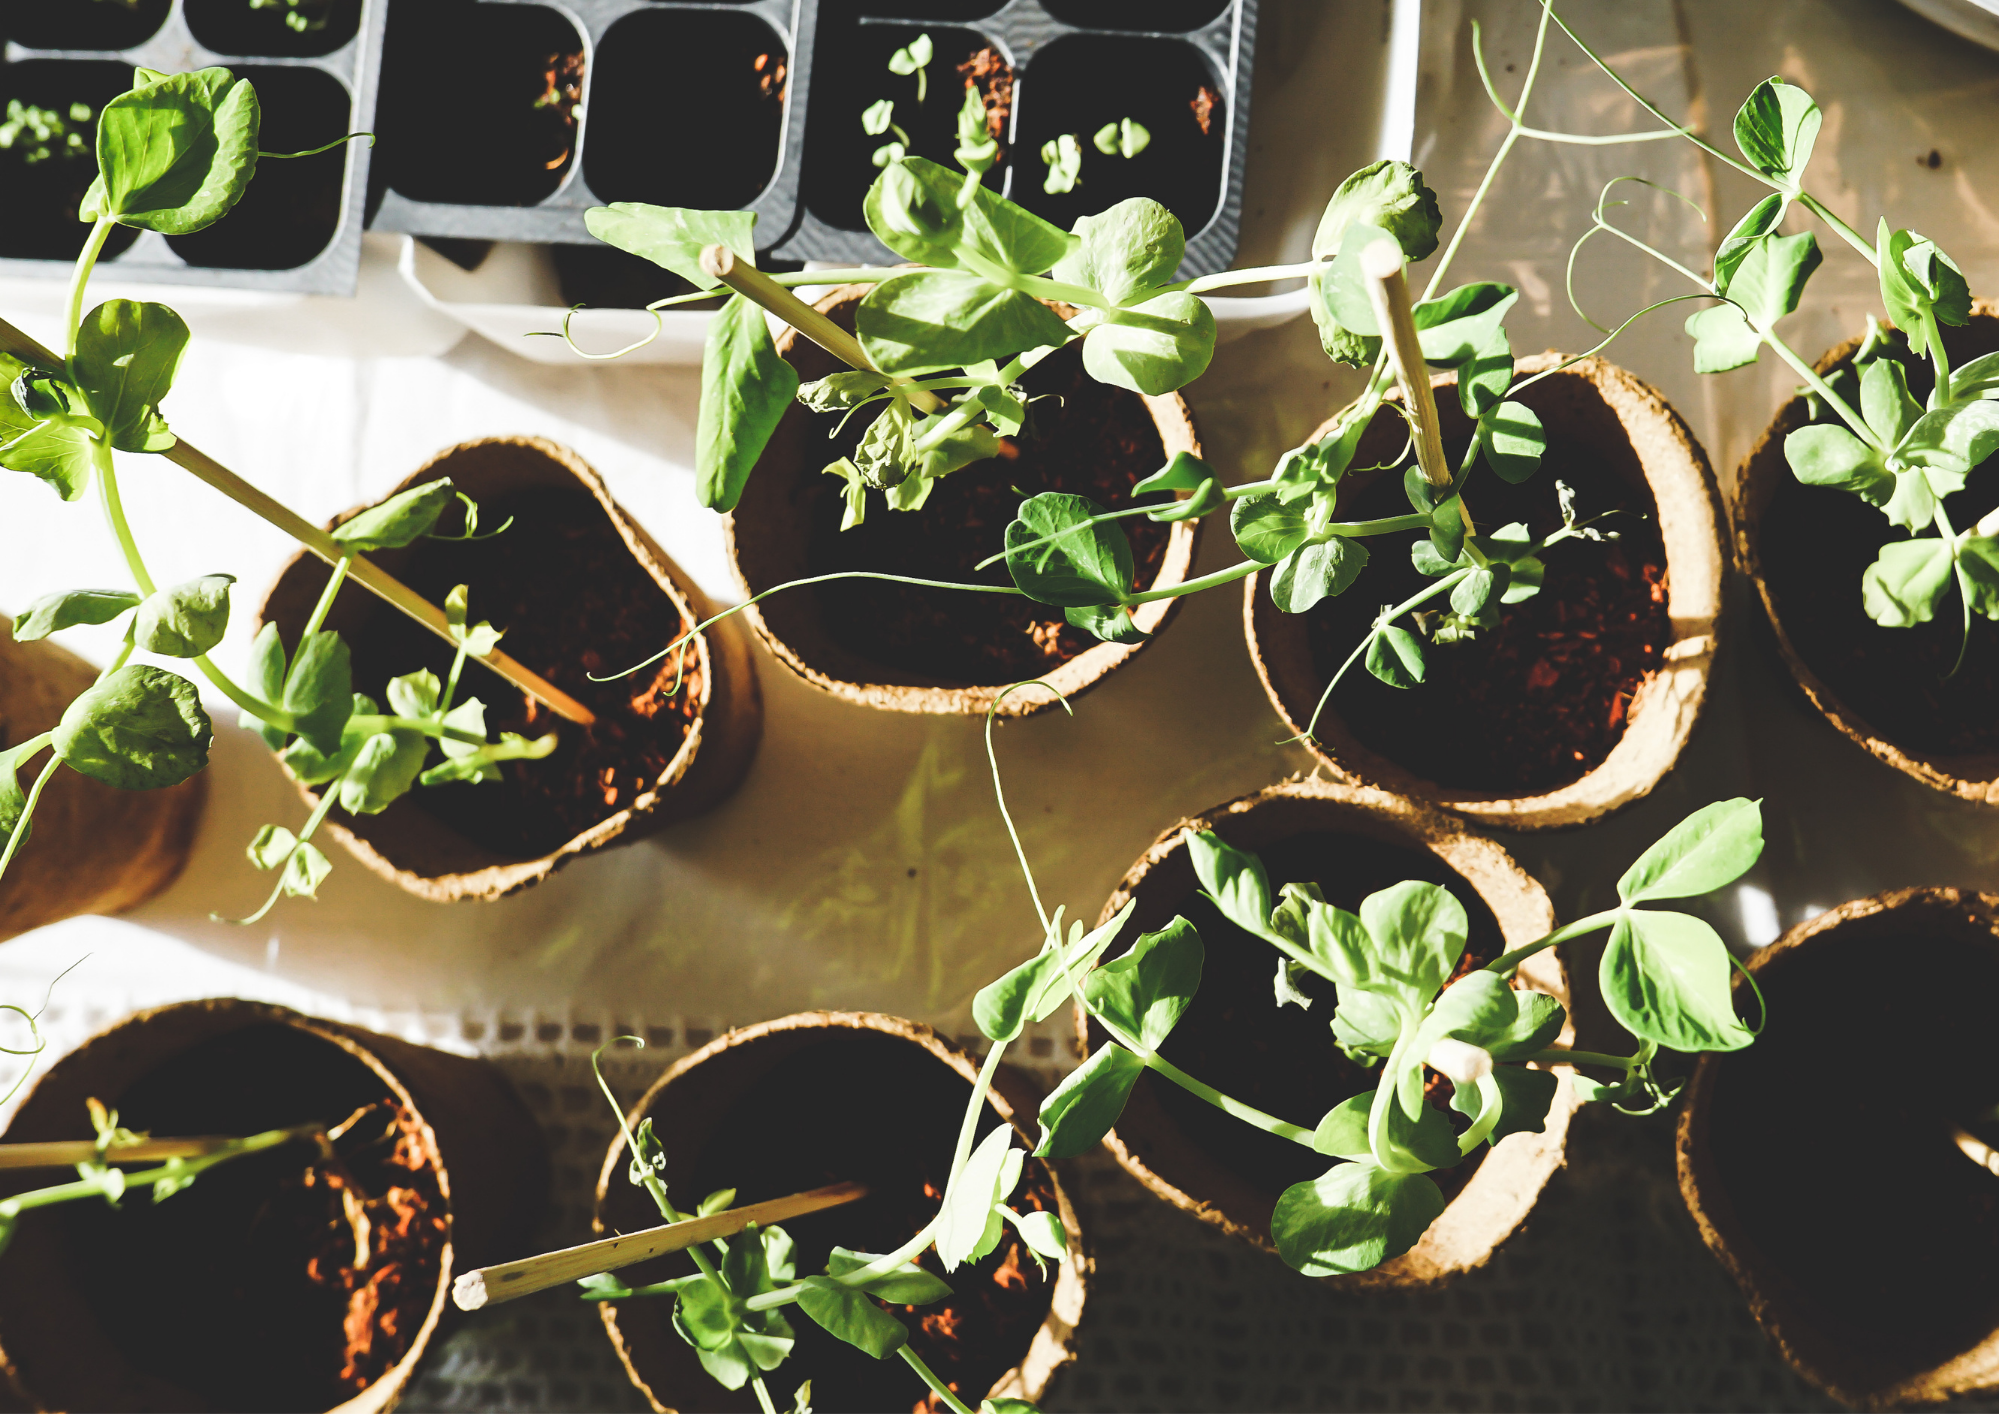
[
  {"xmin": 166, "ymin": 64, "xmax": 348, "ymax": 269},
  {"xmin": 825, "ymin": 0, "xmax": 1001, "ymax": 16},
  {"xmin": 2, "ymin": 0, "xmax": 170, "ymax": 50},
  {"xmin": 1011, "ymin": 34, "xmax": 1224, "ymax": 241},
  {"xmin": 1041, "ymin": 0, "xmax": 1231, "ymax": 30},
  {"xmin": 584, "ymin": 8, "xmax": 787, "ymax": 214},
  {"xmin": 376, "ymin": 0, "xmax": 584, "ymax": 208},
  {"xmin": 184, "ymin": 0, "xmax": 364, "ymax": 60},
  {"xmin": 802, "ymin": 16, "xmax": 1009, "ymax": 234},
  {"xmin": 0, "ymin": 61, "xmax": 141, "ymax": 263}
]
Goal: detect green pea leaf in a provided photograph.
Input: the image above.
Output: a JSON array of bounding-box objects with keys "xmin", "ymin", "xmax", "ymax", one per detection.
[
  {"xmin": 1601, "ymin": 909, "xmax": 1754, "ymax": 1053},
  {"xmin": 583, "ymin": 203, "xmax": 755, "ymax": 291},
  {"xmin": 281, "ymin": 629, "xmax": 353, "ymax": 753},
  {"xmin": 1476, "ymin": 400, "xmax": 1544, "ymax": 483},
  {"xmin": 1270, "ymin": 538, "xmax": 1369, "ymax": 614},
  {"xmin": 1186, "ymin": 830, "xmax": 1274, "ymax": 941},
  {"xmin": 1331, "ymin": 990, "xmax": 1400, "ymax": 1063},
  {"xmin": 331, "ymin": 480, "xmax": 457, "ymax": 552},
  {"xmin": 69, "ymin": 300, "xmax": 186, "ymax": 452},
  {"xmin": 857, "ymin": 270, "xmax": 1071, "ymax": 377},
  {"xmin": 278, "ymin": 695, "xmax": 373, "ymax": 784},
  {"xmin": 1958, "ymin": 536, "xmax": 1998, "ymax": 621},
  {"xmin": 1784, "ymin": 422, "xmax": 1890, "ymax": 496},
  {"xmin": 1456, "ymin": 326, "xmax": 1512, "ymax": 419},
  {"xmin": 1311, "ymin": 159, "xmax": 1442, "ymax": 262},
  {"xmin": 826, "ymin": 1248, "xmax": 952, "ymax": 1305},
  {"xmin": 1860, "ymin": 357, "xmax": 1923, "ymax": 448},
  {"xmin": 982, "ymin": 1402, "xmax": 1041, "ymax": 1414},
  {"xmin": 242, "ymin": 620, "xmax": 288, "ymax": 749},
  {"xmin": 1861, "ymin": 537, "xmax": 1956, "ymax": 627},
  {"xmin": 1410, "ymin": 540, "xmax": 1457, "ymax": 578},
  {"xmin": 1002, "ymin": 493, "xmax": 1134, "ymax": 606},
  {"xmin": 1449, "ymin": 565, "xmax": 1507, "ymax": 618},
  {"xmin": 795, "ymin": 1275, "xmax": 908, "ymax": 1359},
  {"xmin": 973, "ymin": 900, "xmax": 1135, "ymax": 1042},
  {"xmin": 1085, "ymin": 916, "xmax": 1203, "ymax": 1050},
  {"xmin": 1616, "ymin": 798, "xmax": 1766, "ymax": 904},
  {"xmin": 1685, "ymin": 302, "xmax": 1763, "ymax": 374},
  {"xmin": 1410, "ymin": 970, "xmax": 1564, "ymax": 1060},
  {"xmin": 697, "ymin": 293, "xmax": 799, "ymax": 512},
  {"xmin": 1412, "ymin": 283, "xmax": 1519, "ymax": 366},
  {"xmin": 131, "ymin": 573, "xmax": 233, "ymax": 658},
  {"xmin": 12, "ymin": 588, "xmax": 140, "ymax": 640},
  {"xmin": 1321, "ymin": 221, "xmax": 1398, "ymax": 335},
  {"xmin": 937, "ymin": 1123, "xmax": 1021, "ymax": 1271},
  {"xmin": 1270, "ymin": 1161, "xmax": 1445, "ymax": 1277},
  {"xmin": 1503, "ymin": 554, "xmax": 1545, "ymax": 603},
  {"xmin": 1135, "ymin": 450, "xmax": 1210, "ymax": 494},
  {"xmin": 1723, "ymin": 232, "xmax": 1822, "ymax": 332},
  {"xmin": 52, "ymin": 664, "xmax": 210, "ymax": 789},
  {"xmin": 1229, "ymin": 492, "xmax": 1311, "ymax": 565},
  {"xmin": 1034, "ymin": 1043, "xmax": 1144, "ymax": 1159},
  {"xmin": 1307, "ymin": 265, "xmax": 1381, "ymax": 368},
  {"xmin": 864, "ymin": 156, "xmax": 1074, "ymax": 276},
  {"xmin": 1449, "ymin": 1064, "xmax": 1558, "ymax": 1145},
  {"xmin": 1079, "ymin": 291, "xmax": 1216, "ymax": 396},
  {"xmin": 337, "ymin": 730, "xmax": 427, "ymax": 815},
  {"xmin": 1, "ymin": 407, "xmax": 102, "ymax": 502},
  {"xmin": 386, "ymin": 668, "xmax": 440, "ymax": 721},
  {"xmin": 1063, "ymin": 602, "xmax": 1149, "ymax": 644},
  {"xmin": 1014, "ymin": 1209, "xmax": 1068, "ymax": 1262},
  {"xmin": 1358, "ymin": 881, "xmax": 1466, "ymax": 1005},
  {"xmin": 797, "ymin": 370, "xmax": 894, "ymax": 414},
  {"xmin": 0, "ymin": 740, "xmax": 43, "ymax": 852},
  {"xmin": 1365, "ymin": 625, "xmax": 1427, "ymax": 689},
  {"xmin": 1713, "ymin": 193, "xmax": 1786, "ymax": 293},
  {"xmin": 1311, "ymin": 1094, "xmax": 1374, "ymax": 1159},
  {"xmin": 1732, "ymin": 77, "xmax": 1821, "ymax": 186},
  {"xmin": 1898, "ymin": 399, "xmax": 1998, "ymax": 478},
  {"xmin": 82, "ymin": 67, "xmax": 260, "ymax": 234},
  {"xmin": 1052, "ymin": 198, "xmax": 1184, "ymax": 306},
  {"xmin": 279, "ymin": 835, "xmax": 330, "ymax": 899},
  {"xmin": 1946, "ymin": 351, "xmax": 1997, "ymax": 403}
]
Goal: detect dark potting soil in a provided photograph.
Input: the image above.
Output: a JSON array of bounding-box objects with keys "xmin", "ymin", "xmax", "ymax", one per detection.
[
  {"xmin": 639, "ymin": 1031, "xmax": 1060, "ymax": 1414},
  {"xmin": 1306, "ymin": 431, "xmax": 1671, "ymax": 795},
  {"xmin": 183, "ymin": 0, "xmax": 362, "ymax": 59},
  {"xmin": 802, "ymin": 17, "xmax": 1007, "ymax": 233},
  {"xmin": 1043, "ymin": 0, "xmax": 1234, "ymax": 28},
  {"xmin": 3, "ymin": 0, "xmax": 169, "ymax": 48},
  {"xmin": 1707, "ymin": 917, "xmax": 1996, "ymax": 1365},
  {"xmin": 59, "ymin": 1024, "xmax": 448, "ymax": 1411},
  {"xmin": 804, "ymin": 341, "xmax": 1173, "ymax": 684},
  {"xmin": 1105, "ymin": 831, "xmax": 1511, "ymax": 1204},
  {"xmin": 166, "ymin": 65, "xmax": 347, "ymax": 271},
  {"xmin": 1011, "ymin": 34, "xmax": 1225, "ymax": 238},
  {"xmin": 0, "ymin": 62, "xmax": 142, "ymax": 264},
  {"xmin": 1758, "ymin": 327, "xmax": 1998, "ymax": 758},
  {"xmin": 376, "ymin": 0, "xmax": 582, "ymax": 208},
  {"xmin": 343, "ymin": 486, "xmax": 700, "ymax": 859},
  {"xmin": 583, "ymin": 8, "xmax": 787, "ymax": 213}
]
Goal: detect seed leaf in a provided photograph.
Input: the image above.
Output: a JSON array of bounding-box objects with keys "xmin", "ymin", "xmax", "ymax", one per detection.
[
  {"xmin": 1270, "ymin": 1161, "xmax": 1445, "ymax": 1277},
  {"xmin": 1002, "ymin": 492, "xmax": 1133, "ymax": 606},
  {"xmin": 70, "ymin": 300, "xmax": 186, "ymax": 452},
  {"xmin": 697, "ymin": 293, "xmax": 798, "ymax": 512},
  {"xmin": 1084, "ymin": 915, "xmax": 1203, "ymax": 1050},
  {"xmin": 1034, "ymin": 1043, "xmax": 1143, "ymax": 1159}
]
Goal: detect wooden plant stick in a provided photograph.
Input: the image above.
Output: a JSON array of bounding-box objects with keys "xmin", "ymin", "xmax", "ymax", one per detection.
[
  {"xmin": 698, "ymin": 246, "xmax": 946, "ymax": 414},
  {"xmin": 452, "ymin": 1179, "xmax": 869, "ymax": 1310},
  {"xmin": 1360, "ymin": 239, "xmax": 1453, "ymax": 490},
  {"xmin": 0, "ymin": 315, "xmax": 596, "ymax": 728},
  {"xmin": 0, "ymin": 1121, "xmax": 324, "ymax": 1170}
]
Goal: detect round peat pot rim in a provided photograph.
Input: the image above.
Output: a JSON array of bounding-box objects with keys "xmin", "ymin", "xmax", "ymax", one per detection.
[
  {"xmin": 592, "ymin": 1010, "xmax": 1087, "ymax": 1413},
  {"xmin": 1677, "ymin": 889, "xmax": 1999, "ymax": 1410},
  {"xmin": 258, "ymin": 434, "xmax": 762, "ymax": 903},
  {"xmin": 1732, "ymin": 303, "xmax": 1998, "ymax": 804},
  {"xmin": 1085, "ymin": 774, "xmax": 1577, "ymax": 1290},
  {"xmin": 723, "ymin": 284, "xmax": 1203, "ymax": 717},
  {"xmin": 1247, "ymin": 352, "xmax": 1726, "ymax": 831},
  {"xmin": 0, "ymin": 998, "xmax": 457, "ymax": 1414}
]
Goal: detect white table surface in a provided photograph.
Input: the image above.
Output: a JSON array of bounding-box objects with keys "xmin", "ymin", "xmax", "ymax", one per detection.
[{"xmin": 1, "ymin": 0, "xmax": 1993, "ymax": 1072}]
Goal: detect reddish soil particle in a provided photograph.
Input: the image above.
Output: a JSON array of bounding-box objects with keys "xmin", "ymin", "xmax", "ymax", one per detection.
[
  {"xmin": 804, "ymin": 342, "xmax": 1172, "ymax": 684},
  {"xmin": 753, "ymin": 50, "xmax": 788, "ymax": 102},
  {"xmin": 535, "ymin": 51, "xmax": 585, "ymax": 172},
  {"xmin": 1189, "ymin": 84, "xmax": 1220, "ymax": 135},
  {"xmin": 956, "ymin": 48, "xmax": 1013, "ymax": 145},
  {"xmin": 345, "ymin": 487, "xmax": 699, "ymax": 858}
]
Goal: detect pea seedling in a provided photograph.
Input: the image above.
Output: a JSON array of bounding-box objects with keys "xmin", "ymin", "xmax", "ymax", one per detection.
[
  {"xmin": 0, "ymin": 66, "xmax": 584, "ymax": 920},
  {"xmin": 0, "ymin": 100, "xmax": 93, "ymax": 167},
  {"xmin": 1530, "ymin": 5, "xmax": 1996, "ymax": 663}
]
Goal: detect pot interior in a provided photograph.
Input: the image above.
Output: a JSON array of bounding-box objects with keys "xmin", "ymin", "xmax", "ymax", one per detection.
[
  {"xmin": 1705, "ymin": 902, "xmax": 1996, "ymax": 1390},
  {"xmin": 0, "ymin": 1020, "xmax": 447, "ymax": 1412},
  {"xmin": 1097, "ymin": 805, "xmax": 1508, "ymax": 1227},
  {"xmin": 601, "ymin": 1027, "xmax": 1060, "ymax": 1414},
  {"xmin": 1303, "ymin": 365, "xmax": 1672, "ymax": 797}
]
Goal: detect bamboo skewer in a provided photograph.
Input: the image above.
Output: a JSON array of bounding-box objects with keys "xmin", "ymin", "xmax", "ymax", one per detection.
[
  {"xmin": 0, "ymin": 315, "xmax": 596, "ymax": 728},
  {"xmin": 0, "ymin": 1121, "xmax": 325, "ymax": 1169},
  {"xmin": 1360, "ymin": 239, "xmax": 1453, "ymax": 490},
  {"xmin": 698, "ymin": 246, "xmax": 946, "ymax": 415},
  {"xmin": 452, "ymin": 1179, "xmax": 870, "ymax": 1311}
]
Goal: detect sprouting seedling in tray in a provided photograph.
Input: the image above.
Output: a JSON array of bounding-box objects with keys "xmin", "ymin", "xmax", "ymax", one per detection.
[
  {"xmin": 0, "ymin": 66, "xmax": 587, "ymax": 919},
  {"xmin": 0, "ymin": 100, "xmax": 93, "ymax": 167}
]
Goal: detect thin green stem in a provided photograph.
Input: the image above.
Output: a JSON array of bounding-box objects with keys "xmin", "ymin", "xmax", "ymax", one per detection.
[
  {"xmin": 220, "ymin": 781, "xmax": 343, "ymax": 926},
  {"xmin": 294, "ymin": 556, "xmax": 351, "ymax": 654},
  {"xmin": 1297, "ymin": 569, "xmax": 1471, "ymax": 740},
  {"xmin": 1144, "ymin": 1053, "xmax": 1319, "ymax": 1148},
  {"xmin": 95, "ymin": 446, "xmax": 155, "ymax": 596},
  {"xmin": 1125, "ymin": 557, "xmax": 1259, "ymax": 605},
  {"xmin": 1795, "ymin": 192, "xmax": 1877, "ymax": 266},
  {"xmin": 1456, "ymin": 1072, "xmax": 1503, "ymax": 1156},
  {"xmin": 1760, "ymin": 326, "xmax": 1882, "ymax": 451},
  {"xmin": 1326, "ymin": 513, "xmax": 1433, "ymax": 538},
  {"xmin": 1517, "ymin": 1047, "xmax": 1637, "ymax": 1069},
  {"xmin": 750, "ymin": 1375, "xmax": 780, "ymax": 1414},
  {"xmin": 1516, "ymin": 125, "xmax": 1686, "ymax": 145},
  {"xmin": 63, "ymin": 216, "xmax": 115, "ymax": 360},
  {"xmin": 974, "ymin": 504, "xmax": 1164, "ymax": 572},
  {"xmin": 1483, "ymin": 907, "xmax": 1625, "ymax": 977},
  {"xmin": 0, "ymin": 1122, "xmax": 314, "ymax": 1220},
  {"xmin": 193, "ymin": 655, "xmax": 293, "ymax": 732},
  {"xmin": 1180, "ymin": 260, "xmax": 1321, "ymax": 295},
  {"xmin": 0, "ymin": 751, "xmax": 61, "ymax": 882},
  {"xmin": 899, "ymin": 1347, "xmax": 976, "ymax": 1414},
  {"xmin": 985, "ymin": 684, "xmax": 1064, "ymax": 932},
  {"xmin": 1426, "ymin": 129, "xmax": 1520, "ymax": 304},
  {"xmin": 1589, "ymin": 212, "xmax": 1711, "ymax": 291}
]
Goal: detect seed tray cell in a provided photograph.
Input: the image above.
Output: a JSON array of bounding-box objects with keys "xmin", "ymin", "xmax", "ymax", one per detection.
[
  {"xmin": 0, "ymin": 0, "xmax": 386, "ymax": 294},
  {"xmin": 367, "ymin": 0, "xmax": 804, "ymax": 248}
]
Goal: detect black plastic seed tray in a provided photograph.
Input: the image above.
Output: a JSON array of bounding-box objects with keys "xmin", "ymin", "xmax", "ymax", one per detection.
[
  {"xmin": 0, "ymin": 0, "xmax": 386, "ymax": 295},
  {"xmin": 366, "ymin": 0, "xmax": 1256, "ymax": 281}
]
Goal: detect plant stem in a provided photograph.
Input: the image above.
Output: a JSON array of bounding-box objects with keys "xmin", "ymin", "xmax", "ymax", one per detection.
[
  {"xmin": 192, "ymin": 654, "xmax": 293, "ymax": 732},
  {"xmin": 1482, "ymin": 908, "xmax": 1625, "ymax": 977},
  {"xmin": 1125, "ymin": 557, "xmax": 1259, "ymax": 604},
  {"xmin": 1456, "ymin": 1072, "xmax": 1504, "ymax": 1156},
  {"xmin": 63, "ymin": 216, "xmax": 115, "ymax": 361},
  {"xmin": 1181, "ymin": 260, "xmax": 1321, "ymax": 295},
  {"xmin": 898, "ymin": 1347, "xmax": 976, "ymax": 1414},
  {"xmin": 95, "ymin": 444, "xmax": 155, "ymax": 596},
  {"xmin": 1328, "ymin": 513, "xmax": 1433, "ymax": 538},
  {"xmin": 1298, "ymin": 568, "xmax": 1472, "ymax": 740},
  {"xmin": 294, "ymin": 554, "xmax": 351, "ymax": 652},
  {"xmin": 750, "ymin": 1376, "xmax": 779, "ymax": 1414},
  {"xmin": 1516, "ymin": 1047, "xmax": 1636, "ymax": 1070},
  {"xmin": 0, "ymin": 1121, "xmax": 316, "ymax": 1220},
  {"xmin": 0, "ymin": 751, "xmax": 61, "ymax": 883},
  {"xmin": 1759, "ymin": 326, "xmax": 1882, "ymax": 452},
  {"xmin": 1144, "ymin": 1052, "xmax": 1319, "ymax": 1147},
  {"xmin": 1795, "ymin": 192, "xmax": 1877, "ymax": 266},
  {"xmin": 974, "ymin": 503, "xmax": 1163, "ymax": 571}
]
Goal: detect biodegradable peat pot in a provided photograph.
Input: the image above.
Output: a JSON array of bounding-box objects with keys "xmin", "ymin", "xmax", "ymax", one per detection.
[
  {"xmin": 1084, "ymin": 775, "xmax": 1575, "ymax": 1288},
  {"xmin": 1678, "ymin": 890, "xmax": 1998, "ymax": 1409},
  {"xmin": 1250, "ymin": 354, "xmax": 1726, "ymax": 830},
  {"xmin": 0, "ymin": 998, "xmax": 549, "ymax": 1413},
  {"xmin": 0, "ymin": 619, "xmax": 204, "ymax": 941},
  {"xmin": 1734, "ymin": 307, "xmax": 1997, "ymax": 803},
  {"xmin": 725, "ymin": 287, "xmax": 1202, "ymax": 716},
  {"xmin": 260, "ymin": 436, "xmax": 761, "ymax": 902},
  {"xmin": 594, "ymin": 1012, "xmax": 1087, "ymax": 1414}
]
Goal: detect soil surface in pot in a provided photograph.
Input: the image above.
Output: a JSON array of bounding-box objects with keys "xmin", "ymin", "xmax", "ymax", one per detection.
[
  {"xmin": 1706, "ymin": 919, "xmax": 1996, "ymax": 1369},
  {"xmin": 802, "ymin": 341, "xmax": 1172, "ymax": 683},
  {"xmin": 1106, "ymin": 831, "xmax": 1508, "ymax": 1204},
  {"xmin": 343, "ymin": 486, "xmax": 700, "ymax": 858},
  {"xmin": 1757, "ymin": 327, "xmax": 1997, "ymax": 758},
  {"xmin": 623, "ymin": 1031, "xmax": 1060, "ymax": 1414},
  {"xmin": 1306, "ymin": 419, "xmax": 1671, "ymax": 795},
  {"xmin": 55, "ymin": 1024, "xmax": 447, "ymax": 1411}
]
